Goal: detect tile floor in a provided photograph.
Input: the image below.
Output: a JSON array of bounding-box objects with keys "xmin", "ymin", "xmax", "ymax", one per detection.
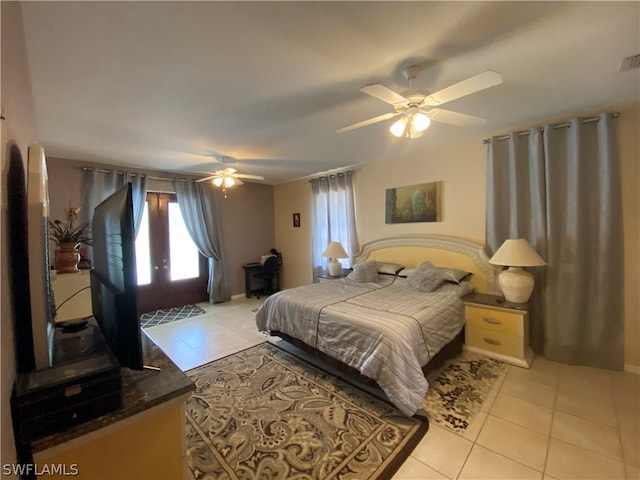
[{"xmin": 144, "ymin": 295, "xmax": 640, "ymax": 480}]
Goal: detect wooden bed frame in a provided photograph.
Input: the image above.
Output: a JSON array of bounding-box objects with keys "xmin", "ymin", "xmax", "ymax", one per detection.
[{"xmin": 272, "ymin": 235, "xmax": 498, "ymax": 407}]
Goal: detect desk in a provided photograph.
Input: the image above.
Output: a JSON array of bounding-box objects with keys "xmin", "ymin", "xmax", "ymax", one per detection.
[{"xmin": 242, "ymin": 263, "xmax": 263, "ymax": 298}]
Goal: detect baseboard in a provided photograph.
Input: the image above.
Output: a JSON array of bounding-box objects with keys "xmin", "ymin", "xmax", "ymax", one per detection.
[{"xmin": 624, "ymin": 363, "xmax": 640, "ymax": 375}]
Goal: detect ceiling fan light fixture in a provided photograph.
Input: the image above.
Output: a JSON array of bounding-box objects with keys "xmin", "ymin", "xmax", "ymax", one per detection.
[
  {"xmin": 224, "ymin": 176, "xmax": 235, "ymax": 187},
  {"xmin": 412, "ymin": 111, "xmax": 431, "ymax": 132},
  {"xmin": 406, "ymin": 126, "xmax": 425, "ymax": 139},
  {"xmin": 390, "ymin": 109, "xmax": 430, "ymax": 139},
  {"xmin": 389, "ymin": 116, "xmax": 408, "ymax": 137},
  {"xmin": 212, "ymin": 176, "xmax": 224, "ymax": 187}
]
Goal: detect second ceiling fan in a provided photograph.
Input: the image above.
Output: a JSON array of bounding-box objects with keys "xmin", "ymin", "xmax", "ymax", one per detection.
[
  {"xmin": 337, "ymin": 66, "xmax": 503, "ymax": 139},
  {"xmin": 197, "ymin": 167, "xmax": 264, "ymax": 198}
]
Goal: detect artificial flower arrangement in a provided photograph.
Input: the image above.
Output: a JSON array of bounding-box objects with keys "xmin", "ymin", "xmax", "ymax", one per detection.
[{"xmin": 48, "ymin": 207, "xmax": 92, "ymax": 246}]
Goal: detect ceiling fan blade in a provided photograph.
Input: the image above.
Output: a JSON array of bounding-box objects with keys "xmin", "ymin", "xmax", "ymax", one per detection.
[
  {"xmin": 222, "ymin": 167, "xmax": 237, "ymax": 175},
  {"xmin": 235, "ymin": 173, "xmax": 265, "ymax": 180},
  {"xmin": 337, "ymin": 112, "xmax": 399, "ymax": 133},
  {"xmin": 424, "ymin": 70, "xmax": 503, "ymax": 106},
  {"xmin": 427, "ymin": 108, "xmax": 486, "ymax": 127},
  {"xmin": 360, "ymin": 84, "xmax": 408, "ymax": 106},
  {"xmin": 196, "ymin": 174, "xmax": 218, "ymax": 183},
  {"xmin": 232, "ymin": 178, "xmax": 244, "ymax": 186}
]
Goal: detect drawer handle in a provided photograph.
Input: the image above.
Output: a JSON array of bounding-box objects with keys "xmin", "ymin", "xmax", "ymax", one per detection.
[
  {"xmin": 483, "ymin": 317, "xmax": 501, "ymax": 325},
  {"xmin": 483, "ymin": 338, "xmax": 501, "ymax": 346}
]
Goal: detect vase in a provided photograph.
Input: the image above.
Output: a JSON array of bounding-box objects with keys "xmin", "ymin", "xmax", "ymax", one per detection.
[{"xmin": 55, "ymin": 242, "xmax": 81, "ymax": 274}]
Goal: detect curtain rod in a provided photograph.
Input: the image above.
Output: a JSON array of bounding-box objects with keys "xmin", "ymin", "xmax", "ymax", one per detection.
[
  {"xmin": 482, "ymin": 112, "xmax": 620, "ymax": 144},
  {"xmin": 309, "ymin": 170, "xmax": 353, "ymax": 183},
  {"xmin": 80, "ymin": 166, "xmax": 190, "ymax": 182}
]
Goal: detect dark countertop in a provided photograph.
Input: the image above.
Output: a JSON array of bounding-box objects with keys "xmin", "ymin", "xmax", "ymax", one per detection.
[
  {"xmin": 30, "ymin": 331, "xmax": 194, "ymax": 453},
  {"xmin": 462, "ymin": 292, "xmax": 529, "ymax": 311}
]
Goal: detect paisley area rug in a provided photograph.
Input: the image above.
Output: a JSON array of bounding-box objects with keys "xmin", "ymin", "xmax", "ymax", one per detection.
[
  {"xmin": 185, "ymin": 342, "xmax": 428, "ymax": 480},
  {"xmin": 140, "ymin": 304, "xmax": 206, "ymax": 328},
  {"xmin": 423, "ymin": 351, "xmax": 508, "ymax": 432}
]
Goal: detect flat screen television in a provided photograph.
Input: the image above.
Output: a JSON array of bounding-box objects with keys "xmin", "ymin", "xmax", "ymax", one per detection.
[{"xmin": 90, "ymin": 183, "xmax": 144, "ymax": 370}]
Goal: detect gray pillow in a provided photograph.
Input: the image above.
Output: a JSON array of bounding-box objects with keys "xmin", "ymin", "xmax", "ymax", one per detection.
[
  {"xmin": 347, "ymin": 260, "xmax": 379, "ymax": 283},
  {"xmin": 400, "ymin": 262, "xmax": 472, "ymax": 284},
  {"xmin": 406, "ymin": 262, "xmax": 447, "ymax": 292}
]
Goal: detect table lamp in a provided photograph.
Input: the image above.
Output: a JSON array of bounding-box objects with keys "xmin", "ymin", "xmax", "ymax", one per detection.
[
  {"xmin": 489, "ymin": 238, "xmax": 547, "ymax": 303},
  {"xmin": 322, "ymin": 242, "xmax": 349, "ymax": 276}
]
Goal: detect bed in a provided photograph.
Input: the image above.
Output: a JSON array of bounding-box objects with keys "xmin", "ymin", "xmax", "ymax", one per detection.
[{"xmin": 255, "ymin": 235, "xmax": 498, "ymax": 417}]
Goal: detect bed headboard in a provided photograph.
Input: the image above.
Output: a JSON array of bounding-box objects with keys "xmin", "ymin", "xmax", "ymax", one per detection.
[{"xmin": 353, "ymin": 235, "xmax": 499, "ymax": 294}]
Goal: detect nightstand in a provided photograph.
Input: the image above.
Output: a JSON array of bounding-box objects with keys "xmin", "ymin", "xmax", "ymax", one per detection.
[
  {"xmin": 462, "ymin": 293, "xmax": 533, "ymax": 368},
  {"xmin": 318, "ymin": 269, "xmax": 351, "ymax": 282}
]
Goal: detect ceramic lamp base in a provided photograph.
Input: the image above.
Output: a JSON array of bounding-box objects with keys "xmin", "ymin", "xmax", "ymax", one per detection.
[
  {"xmin": 327, "ymin": 259, "xmax": 342, "ymax": 277},
  {"xmin": 499, "ymin": 267, "xmax": 534, "ymax": 303}
]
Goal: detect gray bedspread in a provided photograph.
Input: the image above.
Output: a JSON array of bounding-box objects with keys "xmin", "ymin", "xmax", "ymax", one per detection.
[{"xmin": 254, "ymin": 275, "xmax": 473, "ymax": 416}]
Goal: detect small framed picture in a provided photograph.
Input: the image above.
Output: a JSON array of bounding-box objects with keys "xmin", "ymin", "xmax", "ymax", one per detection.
[{"xmin": 293, "ymin": 213, "xmax": 301, "ymax": 228}]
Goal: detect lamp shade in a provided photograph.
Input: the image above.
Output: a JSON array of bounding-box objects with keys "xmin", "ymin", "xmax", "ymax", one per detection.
[
  {"xmin": 322, "ymin": 241, "xmax": 348, "ymax": 276},
  {"xmin": 322, "ymin": 241, "xmax": 348, "ymax": 259},
  {"xmin": 489, "ymin": 239, "xmax": 546, "ymax": 267},
  {"xmin": 489, "ymin": 239, "xmax": 546, "ymax": 303}
]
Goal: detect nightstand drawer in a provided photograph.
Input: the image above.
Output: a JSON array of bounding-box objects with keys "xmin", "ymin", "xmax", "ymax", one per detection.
[
  {"xmin": 465, "ymin": 306, "xmax": 525, "ymax": 336},
  {"xmin": 465, "ymin": 326, "xmax": 524, "ymax": 358}
]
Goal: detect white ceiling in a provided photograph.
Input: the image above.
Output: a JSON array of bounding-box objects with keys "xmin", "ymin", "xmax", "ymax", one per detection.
[{"xmin": 20, "ymin": 1, "xmax": 639, "ymax": 185}]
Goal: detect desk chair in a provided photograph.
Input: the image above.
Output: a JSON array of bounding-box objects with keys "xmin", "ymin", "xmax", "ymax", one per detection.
[{"xmin": 252, "ymin": 256, "xmax": 280, "ymax": 298}]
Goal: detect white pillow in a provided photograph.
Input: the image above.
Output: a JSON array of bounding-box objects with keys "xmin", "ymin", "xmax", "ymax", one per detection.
[
  {"xmin": 397, "ymin": 268, "xmax": 415, "ymax": 278},
  {"xmin": 435, "ymin": 266, "xmax": 473, "ymax": 284},
  {"xmin": 377, "ymin": 262, "xmax": 405, "ymax": 275},
  {"xmin": 399, "ymin": 263, "xmax": 472, "ymax": 283}
]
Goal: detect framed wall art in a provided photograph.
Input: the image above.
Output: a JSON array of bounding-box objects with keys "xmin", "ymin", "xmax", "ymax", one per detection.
[
  {"xmin": 385, "ymin": 181, "xmax": 442, "ymax": 224},
  {"xmin": 292, "ymin": 212, "xmax": 301, "ymax": 228}
]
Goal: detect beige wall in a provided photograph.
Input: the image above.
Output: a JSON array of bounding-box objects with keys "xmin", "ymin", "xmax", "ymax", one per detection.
[
  {"xmin": 1, "ymin": 1, "xmax": 40, "ymax": 471},
  {"xmin": 217, "ymin": 181, "xmax": 275, "ymax": 295},
  {"xmin": 354, "ymin": 134, "xmax": 487, "ymax": 245},
  {"xmin": 274, "ymin": 179, "xmax": 312, "ymax": 289},
  {"xmin": 275, "ymin": 101, "xmax": 640, "ymax": 370}
]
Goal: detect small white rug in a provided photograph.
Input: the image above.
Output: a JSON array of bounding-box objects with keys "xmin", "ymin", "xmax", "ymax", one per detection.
[
  {"xmin": 140, "ymin": 304, "xmax": 206, "ymax": 328},
  {"xmin": 423, "ymin": 351, "xmax": 507, "ymax": 432}
]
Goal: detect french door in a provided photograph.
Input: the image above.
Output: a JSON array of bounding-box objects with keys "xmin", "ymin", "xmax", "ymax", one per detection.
[{"xmin": 135, "ymin": 192, "xmax": 208, "ymax": 314}]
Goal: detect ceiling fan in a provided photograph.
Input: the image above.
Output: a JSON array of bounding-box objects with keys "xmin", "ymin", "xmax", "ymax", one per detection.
[
  {"xmin": 197, "ymin": 167, "xmax": 264, "ymax": 198},
  {"xmin": 337, "ymin": 66, "xmax": 503, "ymax": 139}
]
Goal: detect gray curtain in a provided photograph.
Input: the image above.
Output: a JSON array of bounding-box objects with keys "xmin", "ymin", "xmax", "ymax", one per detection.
[
  {"xmin": 80, "ymin": 169, "xmax": 148, "ymax": 260},
  {"xmin": 486, "ymin": 113, "xmax": 624, "ymax": 370},
  {"xmin": 173, "ymin": 179, "xmax": 230, "ymax": 304},
  {"xmin": 310, "ymin": 171, "xmax": 359, "ymax": 282},
  {"xmin": 486, "ymin": 128, "xmax": 547, "ymax": 352}
]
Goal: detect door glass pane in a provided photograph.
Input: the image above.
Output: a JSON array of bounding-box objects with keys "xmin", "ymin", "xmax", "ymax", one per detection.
[
  {"xmin": 168, "ymin": 203, "xmax": 199, "ymax": 281},
  {"xmin": 135, "ymin": 202, "xmax": 151, "ymax": 285}
]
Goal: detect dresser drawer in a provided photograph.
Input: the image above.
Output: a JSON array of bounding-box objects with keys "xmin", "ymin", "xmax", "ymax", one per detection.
[
  {"xmin": 465, "ymin": 306, "xmax": 525, "ymax": 336},
  {"xmin": 465, "ymin": 326, "xmax": 525, "ymax": 358}
]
